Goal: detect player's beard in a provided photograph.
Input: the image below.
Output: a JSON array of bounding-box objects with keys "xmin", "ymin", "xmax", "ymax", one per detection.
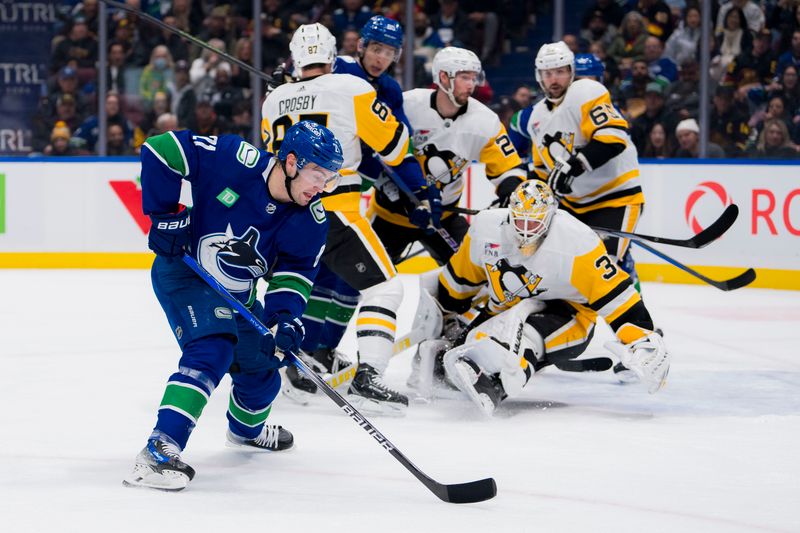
[
  {"xmin": 546, "ymin": 83, "xmax": 566, "ymax": 101},
  {"xmin": 454, "ymin": 90, "xmax": 471, "ymax": 106}
]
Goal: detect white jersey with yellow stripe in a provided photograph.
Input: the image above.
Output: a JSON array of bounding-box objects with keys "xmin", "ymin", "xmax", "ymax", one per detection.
[
  {"xmin": 525, "ymin": 79, "xmax": 643, "ymax": 213},
  {"xmin": 402, "ymin": 88, "xmax": 524, "ymax": 206},
  {"xmin": 261, "ymin": 73, "xmax": 410, "ymax": 208},
  {"xmin": 438, "ymin": 208, "xmax": 649, "ymax": 344}
]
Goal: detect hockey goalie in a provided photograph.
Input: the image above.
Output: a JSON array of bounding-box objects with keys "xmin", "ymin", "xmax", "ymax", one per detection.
[{"xmin": 409, "ymin": 180, "xmax": 670, "ymax": 416}]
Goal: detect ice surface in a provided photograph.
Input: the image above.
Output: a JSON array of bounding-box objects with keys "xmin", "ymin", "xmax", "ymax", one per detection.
[{"xmin": 1, "ymin": 270, "xmax": 798, "ymax": 533}]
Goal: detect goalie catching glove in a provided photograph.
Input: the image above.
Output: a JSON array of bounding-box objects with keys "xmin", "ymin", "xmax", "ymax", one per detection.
[{"xmin": 604, "ymin": 332, "xmax": 670, "ymax": 394}]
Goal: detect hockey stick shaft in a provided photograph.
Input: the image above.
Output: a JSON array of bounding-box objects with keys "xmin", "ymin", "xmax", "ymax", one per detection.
[
  {"xmin": 630, "ymin": 240, "xmax": 756, "ymax": 291},
  {"xmin": 98, "ymin": 0, "xmax": 272, "ymax": 83},
  {"xmin": 181, "ymin": 254, "xmax": 496, "ymax": 504},
  {"xmin": 592, "ymin": 204, "xmax": 740, "ymax": 249},
  {"xmin": 375, "ymin": 158, "xmax": 460, "ymax": 253}
]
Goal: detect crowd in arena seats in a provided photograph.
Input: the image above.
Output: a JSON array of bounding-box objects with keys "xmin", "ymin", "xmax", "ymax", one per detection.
[{"xmin": 34, "ymin": 1, "xmax": 800, "ymax": 159}]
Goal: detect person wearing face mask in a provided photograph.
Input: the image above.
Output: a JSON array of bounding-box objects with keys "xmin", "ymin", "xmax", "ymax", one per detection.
[
  {"xmin": 123, "ymin": 121, "xmax": 343, "ymax": 492},
  {"xmin": 140, "ymin": 45, "xmax": 175, "ymax": 107}
]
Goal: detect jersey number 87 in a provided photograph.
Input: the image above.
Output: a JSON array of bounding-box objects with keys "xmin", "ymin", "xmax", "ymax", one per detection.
[{"xmin": 270, "ymin": 113, "xmax": 330, "ymax": 151}]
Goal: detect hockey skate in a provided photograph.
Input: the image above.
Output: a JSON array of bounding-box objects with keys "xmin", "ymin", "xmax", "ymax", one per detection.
[
  {"xmin": 226, "ymin": 424, "xmax": 294, "ymax": 452},
  {"xmin": 348, "ymin": 363, "xmax": 408, "ymax": 415},
  {"xmin": 122, "ymin": 438, "xmax": 195, "ymax": 492},
  {"xmin": 612, "ymin": 362, "xmax": 640, "ymax": 384},
  {"xmin": 449, "ymin": 358, "xmax": 507, "ymax": 417},
  {"xmin": 282, "ymin": 349, "xmax": 356, "ymax": 404}
]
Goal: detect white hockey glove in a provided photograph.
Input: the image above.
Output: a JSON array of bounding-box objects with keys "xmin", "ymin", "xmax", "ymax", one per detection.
[{"xmin": 605, "ymin": 332, "xmax": 670, "ymax": 394}]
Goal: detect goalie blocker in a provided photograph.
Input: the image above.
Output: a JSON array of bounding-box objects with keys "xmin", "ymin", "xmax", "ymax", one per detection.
[{"xmin": 412, "ymin": 181, "xmax": 670, "ymax": 415}]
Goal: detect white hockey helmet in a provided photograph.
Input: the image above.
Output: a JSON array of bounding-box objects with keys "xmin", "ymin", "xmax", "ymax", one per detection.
[
  {"xmin": 505, "ymin": 180, "xmax": 558, "ymax": 256},
  {"xmin": 432, "ymin": 47, "xmax": 484, "ymax": 106},
  {"xmin": 290, "ymin": 23, "xmax": 337, "ymax": 71},
  {"xmin": 534, "ymin": 41, "xmax": 575, "ymax": 101}
]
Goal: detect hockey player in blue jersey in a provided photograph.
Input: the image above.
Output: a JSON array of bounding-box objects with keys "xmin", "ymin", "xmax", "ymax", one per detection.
[{"xmin": 123, "ymin": 121, "xmax": 343, "ymax": 491}]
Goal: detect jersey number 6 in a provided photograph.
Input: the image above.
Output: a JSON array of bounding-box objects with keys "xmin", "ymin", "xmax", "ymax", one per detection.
[{"xmin": 589, "ymin": 103, "xmax": 621, "ymax": 127}]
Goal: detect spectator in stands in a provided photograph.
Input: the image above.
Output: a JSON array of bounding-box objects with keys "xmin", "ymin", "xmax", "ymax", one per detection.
[
  {"xmin": 431, "ymin": 0, "xmax": 472, "ymax": 48},
  {"xmin": 581, "ymin": 0, "xmax": 625, "ymax": 30},
  {"xmin": 608, "ymin": 11, "xmax": 648, "ymax": 69},
  {"xmin": 767, "ymin": 64, "xmax": 800, "ymax": 114},
  {"xmin": 72, "ymin": 0, "xmax": 99, "ymax": 35},
  {"xmin": 413, "ymin": 10, "xmax": 444, "ymax": 74},
  {"xmin": 191, "ymin": 38, "xmax": 229, "ymax": 96},
  {"xmin": 459, "ymin": 1, "xmax": 500, "ymax": 63},
  {"xmin": 333, "ymin": 0, "xmax": 373, "ymax": 39},
  {"xmin": 230, "ymin": 37, "xmax": 254, "ymax": 90},
  {"xmin": 154, "ymin": 13, "xmax": 190, "ymax": 63},
  {"xmin": 339, "ymin": 29, "xmax": 360, "ymax": 58},
  {"xmin": 710, "ymin": 85, "xmax": 751, "ymax": 156},
  {"xmin": 74, "ymin": 92, "xmax": 133, "ymax": 152},
  {"xmin": 206, "ymin": 66, "xmax": 245, "ymax": 120},
  {"xmin": 511, "ymin": 85, "xmax": 532, "ymax": 111},
  {"xmin": 746, "ymin": 117, "xmax": 798, "ymax": 158},
  {"xmin": 170, "ymin": 0, "xmax": 202, "ymax": 35},
  {"xmin": 52, "ymin": 93, "xmax": 83, "ymax": 134},
  {"xmin": 580, "ymin": 9, "xmax": 617, "ymax": 48},
  {"xmin": 229, "ymin": 100, "xmax": 253, "ymax": 139},
  {"xmin": 107, "ymin": 41, "xmax": 129, "ymax": 94},
  {"xmin": 140, "ymin": 45, "xmax": 175, "ymax": 108},
  {"xmin": 51, "ymin": 18, "xmax": 98, "ymax": 72},
  {"xmin": 111, "ymin": 18, "xmax": 138, "ymax": 64},
  {"xmin": 711, "ymin": 6, "xmax": 753, "ymax": 81},
  {"xmin": 640, "ymin": 121, "xmax": 674, "ymax": 158},
  {"xmin": 52, "ymin": 66, "xmax": 90, "ymax": 117},
  {"xmin": 44, "ymin": 121, "xmax": 81, "ymax": 156},
  {"xmin": 664, "ymin": 5, "xmax": 701, "ymax": 66},
  {"xmin": 619, "ymin": 59, "xmax": 654, "ymax": 117},
  {"xmin": 664, "ymin": 59, "xmax": 701, "ymax": 124},
  {"xmin": 631, "ymin": 82, "xmax": 669, "ymax": 149},
  {"xmin": 644, "ymin": 35, "xmax": 678, "ymax": 84},
  {"xmin": 193, "ymin": 100, "xmax": 226, "ymax": 136},
  {"xmin": 726, "ymin": 28, "xmax": 777, "ymax": 96},
  {"xmin": 106, "ymin": 123, "xmax": 135, "ymax": 156},
  {"xmin": 634, "ymin": 0, "xmax": 674, "ymax": 41},
  {"xmin": 777, "ymin": 29, "xmax": 800, "ymax": 75},
  {"xmin": 769, "ymin": 1, "xmax": 800, "ymax": 54},
  {"xmin": 716, "ymin": 0, "xmax": 765, "ymax": 34},
  {"xmin": 589, "ymin": 40, "xmax": 621, "ymax": 87},
  {"xmin": 172, "ymin": 60, "xmax": 197, "ymax": 129},
  {"xmin": 153, "ymin": 113, "xmax": 179, "ymax": 135},
  {"xmin": 260, "ymin": 1, "xmax": 291, "ymax": 71},
  {"xmin": 748, "ymin": 95, "xmax": 794, "ymax": 146},
  {"xmin": 562, "ymin": 33, "xmax": 582, "ymax": 54},
  {"xmin": 675, "ymin": 118, "xmax": 726, "ymax": 158}
]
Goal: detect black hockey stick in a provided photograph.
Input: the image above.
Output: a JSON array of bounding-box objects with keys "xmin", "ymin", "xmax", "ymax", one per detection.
[
  {"xmin": 98, "ymin": 0, "xmax": 272, "ymax": 83},
  {"xmin": 182, "ymin": 255, "xmax": 497, "ymax": 504},
  {"xmin": 592, "ymin": 204, "xmax": 740, "ymax": 249},
  {"xmin": 630, "ymin": 239, "xmax": 756, "ymax": 291}
]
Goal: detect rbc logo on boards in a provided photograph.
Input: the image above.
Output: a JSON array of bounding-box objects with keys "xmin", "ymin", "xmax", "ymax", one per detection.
[{"xmin": 684, "ymin": 181, "xmax": 732, "ymax": 234}]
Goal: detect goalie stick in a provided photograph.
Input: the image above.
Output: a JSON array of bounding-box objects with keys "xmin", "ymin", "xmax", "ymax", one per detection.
[{"xmin": 182, "ymin": 255, "xmax": 497, "ymax": 504}]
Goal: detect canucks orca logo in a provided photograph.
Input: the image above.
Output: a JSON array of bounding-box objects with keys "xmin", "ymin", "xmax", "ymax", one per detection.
[
  {"xmin": 197, "ymin": 225, "xmax": 268, "ymax": 294},
  {"xmin": 420, "ymin": 144, "xmax": 465, "ymax": 185},
  {"xmin": 485, "ymin": 258, "xmax": 545, "ymax": 308}
]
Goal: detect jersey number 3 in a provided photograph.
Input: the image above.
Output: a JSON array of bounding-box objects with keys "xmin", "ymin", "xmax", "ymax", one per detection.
[{"xmin": 594, "ymin": 255, "xmax": 618, "ymax": 280}]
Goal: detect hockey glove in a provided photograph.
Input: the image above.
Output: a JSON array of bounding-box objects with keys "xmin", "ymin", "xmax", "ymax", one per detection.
[
  {"xmin": 546, "ymin": 156, "xmax": 584, "ymax": 197},
  {"xmin": 495, "ymin": 177, "xmax": 524, "ymax": 208},
  {"xmin": 259, "ymin": 332, "xmax": 291, "ymax": 370},
  {"xmin": 408, "ymin": 187, "xmax": 433, "ymax": 233},
  {"xmin": 604, "ymin": 332, "xmax": 670, "ymax": 394},
  {"xmin": 426, "ymin": 185, "xmax": 443, "ymax": 229},
  {"xmin": 148, "ymin": 210, "xmax": 190, "ymax": 260},
  {"xmin": 274, "ymin": 314, "xmax": 305, "ymax": 354},
  {"xmin": 266, "ymin": 63, "xmax": 289, "ymax": 93}
]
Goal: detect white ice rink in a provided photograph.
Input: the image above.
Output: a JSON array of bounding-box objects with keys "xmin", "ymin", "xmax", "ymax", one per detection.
[{"xmin": 1, "ymin": 270, "xmax": 798, "ymax": 533}]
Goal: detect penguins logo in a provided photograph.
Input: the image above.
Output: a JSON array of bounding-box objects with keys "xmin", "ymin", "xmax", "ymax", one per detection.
[
  {"xmin": 485, "ymin": 258, "xmax": 544, "ymax": 306},
  {"xmin": 420, "ymin": 144, "xmax": 463, "ymax": 185},
  {"xmin": 542, "ymin": 131, "xmax": 576, "ymax": 162},
  {"xmin": 197, "ymin": 225, "xmax": 269, "ymax": 294}
]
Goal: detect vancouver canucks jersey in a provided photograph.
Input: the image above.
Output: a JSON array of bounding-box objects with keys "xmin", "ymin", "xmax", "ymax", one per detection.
[
  {"xmin": 141, "ymin": 130, "xmax": 328, "ymax": 322},
  {"xmin": 370, "ymin": 88, "xmax": 525, "ymax": 228},
  {"xmin": 509, "ymin": 79, "xmax": 643, "ymax": 213},
  {"xmin": 438, "ymin": 208, "xmax": 652, "ymax": 347},
  {"xmin": 261, "ymin": 72, "xmax": 413, "ymax": 213}
]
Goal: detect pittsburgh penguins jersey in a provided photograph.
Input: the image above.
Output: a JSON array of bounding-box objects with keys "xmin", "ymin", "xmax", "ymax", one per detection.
[
  {"xmin": 437, "ymin": 208, "xmax": 652, "ymax": 345},
  {"xmin": 141, "ymin": 130, "xmax": 328, "ymax": 322},
  {"xmin": 333, "ymin": 56, "xmax": 410, "ymax": 129},
  {"xmin": 509, "ymin": 79, "xmax": 643, "ymax": 213},
  {"xmin": 370, "ymin": 88, "xmax": 525, "ymax": 228},
  {"xmin": 261, "ymin": 73, "xmax": 412, "ymax": 212}
]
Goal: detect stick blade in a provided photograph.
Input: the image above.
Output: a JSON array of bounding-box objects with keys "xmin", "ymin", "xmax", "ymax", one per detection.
[
  {"xmin": 689, "ymin": 203, "xmax": 739, "ymax": 248},
  {"xmin": 717, "ymin": 268, "xmax": 757, "ymax": 291},
  {"xmin": 436, "ymin": 477, "xmax": 497, "ymax": 504}
]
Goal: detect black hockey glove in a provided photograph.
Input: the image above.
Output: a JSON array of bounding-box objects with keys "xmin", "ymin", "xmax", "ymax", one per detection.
[
  {"xmin": 266, "ymin": 63, "xmax": 290, "ymax": 93},
  {"xmin": 546, "ymin": 155, "xmax": 584, "ymax": 196},
  {"xmin": 274, "ymin": 314, "xmax": 305, "ymax": 353},
  {"xmin": 495, "ymin": 176, "xmax": 524, "ymax": 208},
  {"xmin": 148, "ymin": 210, "xmax": 190, "ymax": 261}
]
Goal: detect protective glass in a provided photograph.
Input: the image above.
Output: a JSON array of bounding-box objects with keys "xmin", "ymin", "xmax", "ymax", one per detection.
[
  {"xmin": 454, "ymin": 70, "xmax": 485, "ymax": 85},
  {"xmin": 297, "ymin": 164, "xmax": 340, "ymax": 193},
  {"xmin": 365, "ymin": 41, "xmax": 402, "ymax": 62}
]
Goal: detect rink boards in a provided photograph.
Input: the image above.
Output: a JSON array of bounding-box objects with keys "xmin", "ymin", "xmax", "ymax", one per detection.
[{"xmin": 0, "ymin": 157, "xmax": 797, "ymax": 289}]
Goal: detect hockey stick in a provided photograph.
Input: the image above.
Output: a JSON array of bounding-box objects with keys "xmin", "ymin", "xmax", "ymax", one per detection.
[
  {"xmin": 375, "ymin": 157, "xmax": 460, "ymax": 253},
  {"xmin": 592, "ymin": 204, "xmax": 740, "ymax": 249},
  {"xmin": 182, "ymin": 254, "xmax": 497, "ymax": 504},
  {"xmin": 98, "ymin": 0, "xmax": 272, "ymax": 83},
  {"xmin": 444, "ymin": 205, "xmax": 481, "ymax": 216},
  {"xmin": 630, "ymin": 240, "xmax": 756, "ymax": 291}
]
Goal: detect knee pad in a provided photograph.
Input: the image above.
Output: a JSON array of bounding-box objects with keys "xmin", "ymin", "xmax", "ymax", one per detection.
[{"xmin": 360, "ymin": 275, "xmax": 404, "ymax": 311}]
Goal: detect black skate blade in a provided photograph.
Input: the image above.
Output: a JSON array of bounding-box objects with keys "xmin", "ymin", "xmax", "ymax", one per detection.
[{"xmin": 435, "ymin": 477, "xmax": 497, "ymax": 504}]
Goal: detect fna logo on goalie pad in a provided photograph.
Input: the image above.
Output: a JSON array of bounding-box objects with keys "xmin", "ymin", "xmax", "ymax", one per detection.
[{"xmin": 197, "ymin": 225, "xmax": 268, "ymax": 296}]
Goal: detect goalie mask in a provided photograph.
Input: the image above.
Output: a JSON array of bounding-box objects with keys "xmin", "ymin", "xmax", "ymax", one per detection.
[{"xmin": 505, "ymin": 181, "xmax": 558, "ymax": 256}]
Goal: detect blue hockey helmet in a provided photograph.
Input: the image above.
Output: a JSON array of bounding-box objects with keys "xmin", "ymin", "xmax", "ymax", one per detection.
[
  {"xmin": 278, "ymin": 120, "xmax": 344, "ymax": 174},
  {"xmin": 360, "ymin": 15, "xmax": 404, "ymax": 56},
  {"xmin": 574, "ymin": 53, "xmax": 604, "ymax": 79}
]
